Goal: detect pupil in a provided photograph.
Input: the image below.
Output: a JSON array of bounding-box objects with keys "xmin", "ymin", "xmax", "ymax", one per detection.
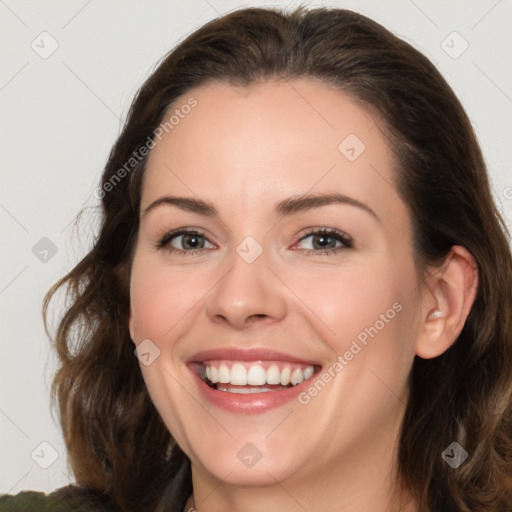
[
  {"xmin": 184, "ymin": 234, "xmax": 203, "ymax": 249},
  {"xmin": 314, "ymin": 235, "xmax": 334, "ymax": 250}
]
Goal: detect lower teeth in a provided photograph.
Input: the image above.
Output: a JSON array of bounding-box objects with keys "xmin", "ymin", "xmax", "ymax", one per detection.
[
  {"xmin": 217, "ymin": 386, "xmax": 275, "ymax": 394},
  {"xmin": 213, "ymin": 383, "xmax": 292, "ymax": 394}
]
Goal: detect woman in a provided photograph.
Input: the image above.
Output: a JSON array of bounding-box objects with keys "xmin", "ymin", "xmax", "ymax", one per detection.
[{"xmin": 2, "ymin": 6, "xmax": 511, "ymax": 512}]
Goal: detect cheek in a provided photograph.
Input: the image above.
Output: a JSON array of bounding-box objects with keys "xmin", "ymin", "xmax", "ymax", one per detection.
[
  {"xmin": 337, "ymin": 264, "xmax": 417, "ymax": 394},
  {"xmin": 291, "ymin": 252, "xmax": 419, "ymax": 401},
  {"xmin": 291, "ymin": 257, "xmax": 410, "ymax": 346},
  {"xmin": 129, "ymin": 259, "xmax": 206, "ymax": 343},
  {"xmin": 128, "ymin": 259, "xmax": 204, "ymax": 443}
]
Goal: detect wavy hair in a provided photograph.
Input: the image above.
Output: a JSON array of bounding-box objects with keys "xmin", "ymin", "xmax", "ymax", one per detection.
[{"xmin": 44, "ymin": 7, "xmax": 512, "ymax": 511}]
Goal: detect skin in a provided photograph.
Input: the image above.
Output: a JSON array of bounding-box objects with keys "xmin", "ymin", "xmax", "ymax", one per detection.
[{"xmin": 128, "ymin": 79, "xmax": 478, "ymax": 512}]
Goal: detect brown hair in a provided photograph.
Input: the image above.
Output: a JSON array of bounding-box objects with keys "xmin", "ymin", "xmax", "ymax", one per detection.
[{"xmin": 44, "ymin": 6, "xmax": 512, "ymax": 511}]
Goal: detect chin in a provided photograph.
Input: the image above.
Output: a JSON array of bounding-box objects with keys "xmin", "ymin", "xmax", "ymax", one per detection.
[{"xmin": 191, "ymin": 443, "xmax": 309, "ymax": 488}]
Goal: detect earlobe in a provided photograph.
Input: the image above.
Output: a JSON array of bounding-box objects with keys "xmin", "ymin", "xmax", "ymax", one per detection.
[{"xmin": 415, "ymin": 245, "xmax": 478, "ymax": 359}]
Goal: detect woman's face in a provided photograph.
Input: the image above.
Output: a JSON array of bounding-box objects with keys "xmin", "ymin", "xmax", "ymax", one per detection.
[{"xmin": 129, "ymin": 80, "xmax": 424, "ymax": 489}]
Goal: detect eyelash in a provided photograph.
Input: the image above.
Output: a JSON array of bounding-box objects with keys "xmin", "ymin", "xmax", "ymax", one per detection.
[{"xmin": 155, "ymin": 227, "xmax": 354, "ymax": 257}]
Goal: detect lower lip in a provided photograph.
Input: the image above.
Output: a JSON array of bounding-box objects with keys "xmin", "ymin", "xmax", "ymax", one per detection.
[{"xmin": 190, "ymin": 370, "xmax": 315, "ymax": 414}]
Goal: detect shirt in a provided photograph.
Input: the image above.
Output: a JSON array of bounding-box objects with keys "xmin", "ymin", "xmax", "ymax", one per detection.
[{"xmin": 0, "ymin": 454, "xmax": 192, "ymax": 511}]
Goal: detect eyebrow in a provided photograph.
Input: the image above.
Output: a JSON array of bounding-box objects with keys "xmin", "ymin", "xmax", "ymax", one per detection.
[{"xmin": 142, "ymin": 193, "xmax": 379, "ymax": 222}]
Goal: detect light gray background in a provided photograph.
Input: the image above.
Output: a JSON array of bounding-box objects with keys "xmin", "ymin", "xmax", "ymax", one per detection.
[{"xmin": 1, "ymin": 0, "xmax": 511, "ymax": 495}]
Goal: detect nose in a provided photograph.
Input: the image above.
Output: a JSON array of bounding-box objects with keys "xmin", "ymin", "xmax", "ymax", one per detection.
[{"xmin": 204, "ymin": 247, "xmax": 287, "ymax": 330}]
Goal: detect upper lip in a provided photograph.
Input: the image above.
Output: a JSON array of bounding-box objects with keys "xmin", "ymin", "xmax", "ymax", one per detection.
[{"xmin": 186, "ymin": 348, "xmax": 321, "ymax": 367}]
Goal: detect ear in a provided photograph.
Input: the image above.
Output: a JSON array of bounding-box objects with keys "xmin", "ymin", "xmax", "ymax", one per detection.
[{"xmin": 415, "ymin": 245, "xmax": 478, "ymax": 359}]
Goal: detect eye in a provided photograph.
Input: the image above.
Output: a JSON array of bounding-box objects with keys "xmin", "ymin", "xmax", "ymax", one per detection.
[
  {"xmin": 155, "ymin": 227, "xmax": 353, "ymax": 257},
  {"xmin": 294, "ymin": 228, "xmax": 353, "ymax": 255},
  {"xmin": 156, "ymin": 229, "xmax": 215, "ymax": 256}
]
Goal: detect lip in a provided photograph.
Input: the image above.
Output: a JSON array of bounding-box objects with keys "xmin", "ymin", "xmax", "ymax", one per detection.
[
  {"xmin": 186, "ymin": 347, "xmax": 321, "ymax": 414},
  {"xmin": 186, "ymin": 347, "xmax": 320, "ymax": 366}
]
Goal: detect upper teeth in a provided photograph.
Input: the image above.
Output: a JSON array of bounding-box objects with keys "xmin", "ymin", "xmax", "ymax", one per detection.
[{"xmin": 203, "ymin": 362, "xmax": 315, "ymax": 386}]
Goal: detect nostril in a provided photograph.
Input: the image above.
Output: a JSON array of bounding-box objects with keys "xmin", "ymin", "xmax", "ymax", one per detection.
[{"xmin": 248, "ymin": 314, "xmax": 269, "ymax": 322}]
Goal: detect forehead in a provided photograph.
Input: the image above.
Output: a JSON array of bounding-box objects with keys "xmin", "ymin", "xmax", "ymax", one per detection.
[{"xmin": 142, "ymin": 79, "xmax": 404, "ymax": 224}]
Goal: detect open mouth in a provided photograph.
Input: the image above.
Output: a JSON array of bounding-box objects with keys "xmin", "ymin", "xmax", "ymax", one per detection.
[{"xmin": 193, "ymin": 360, "xmax": 320, "ymax": 394}]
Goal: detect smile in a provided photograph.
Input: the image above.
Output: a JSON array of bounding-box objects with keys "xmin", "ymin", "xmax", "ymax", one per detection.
[
  {"xmin": 187, "ymin": 348, "xmax": 322, "ymax": 413},
  {"xmin": 198, "ymin": 360, "xmax": 316, "ymax": 394}
]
